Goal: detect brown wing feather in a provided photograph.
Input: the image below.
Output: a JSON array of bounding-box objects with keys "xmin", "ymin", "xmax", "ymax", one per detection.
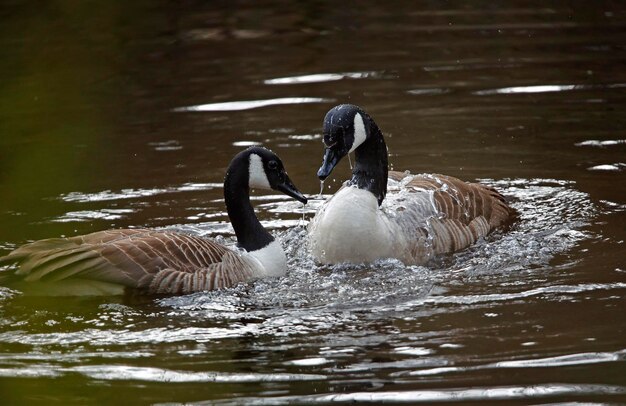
[
  {"xmin": 148, "ymin": 252, "xmax": 255, "ymax": 295},
  {"xmin": 0, "ymin": 229, "xmax": 254, "ymax": 295},
  {"xmin": 389, "ymin": 171, "xmax": 514, "ymax": 258}
]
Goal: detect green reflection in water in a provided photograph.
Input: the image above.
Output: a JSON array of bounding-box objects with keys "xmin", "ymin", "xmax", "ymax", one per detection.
[{"xmin": 0, "ymin": 2, "xmax": 142, "ymax": 244}]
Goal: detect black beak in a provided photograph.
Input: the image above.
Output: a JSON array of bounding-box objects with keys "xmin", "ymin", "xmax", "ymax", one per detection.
[
  {"xmin": 274, "ymin": 174, "xmax": 308, "ymax": 204},
  {"xmin": 317, "ymin": 147, "xmax": 343, "ymax": 180}
]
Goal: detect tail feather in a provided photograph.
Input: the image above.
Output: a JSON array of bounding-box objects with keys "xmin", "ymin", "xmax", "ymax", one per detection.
[
  {"xmin": 0, "ymin": 237, "xmax": 131, "ymax": 288},
  {"xmin": 0, "ymin": 239, "xmax": 80, "ymax": 283},
  {"xmin": 22, "ymin": 249, "xmax": 98, "ymax": 280},
  {"xmin": 29, "ymin": 254, "xmax": 109, "ymax": 283}
]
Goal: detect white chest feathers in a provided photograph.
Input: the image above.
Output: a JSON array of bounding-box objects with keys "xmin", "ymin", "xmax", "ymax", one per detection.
[
  {"xmin": 247, "ymin": 240, "xmax": 287, "ymax": 278},
  {"xmin": 308, "ymin": 184, "xmax": 443, "ymax": 265},
  {"xmin": 309, "ymin": 187, "xmax": 396, "ymax": 264}
]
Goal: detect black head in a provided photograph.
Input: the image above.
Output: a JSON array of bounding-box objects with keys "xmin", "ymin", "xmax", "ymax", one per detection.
[
  {"xmin": 317, "ymin": 104, "xmax": 369, "ymax": 180},
  {"xmin": 239, "ymin": 146, "xmax": 308, "ymax": 204}
]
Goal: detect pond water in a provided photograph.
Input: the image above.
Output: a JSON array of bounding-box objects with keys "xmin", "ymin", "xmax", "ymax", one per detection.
[{"xmin": 1, "ymin": 1, "xmax": 625, "ymax": 404}]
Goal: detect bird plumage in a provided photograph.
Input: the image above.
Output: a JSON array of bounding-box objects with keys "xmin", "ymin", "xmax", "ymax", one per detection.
[
  {"xmin": 309, "ymin": 104, "xmax": 514, "ymax": 265},
  {"xmin": 0, "ymin": 147, "xmax": 307, "ymax": 296}
]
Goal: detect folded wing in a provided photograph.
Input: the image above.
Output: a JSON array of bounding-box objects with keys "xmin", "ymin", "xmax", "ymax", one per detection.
[
  {"xmin": 389, "ymin": 171, "xmax": 514, "ymax": 259},
  {"xmin": 0, "ymin": 229, "xmax": 254, "ymax": 295}
]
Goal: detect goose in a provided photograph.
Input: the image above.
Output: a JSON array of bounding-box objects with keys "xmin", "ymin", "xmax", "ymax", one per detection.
[
  {"xmin": 0, "ymin": 147, "xmax": 307, "ymax": 296},
  {"xmin": 308, "ymin": 104, "xmax": 514, "ymax": 265}
]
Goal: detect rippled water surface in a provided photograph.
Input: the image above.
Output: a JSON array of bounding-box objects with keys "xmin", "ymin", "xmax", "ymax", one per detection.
[{"xmin": 1, "ymin": 1, "xmax": 625, "ymax": 404}]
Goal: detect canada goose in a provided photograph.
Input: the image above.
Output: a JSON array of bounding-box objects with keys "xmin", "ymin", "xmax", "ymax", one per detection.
[
  {"xmin": 0, "ymin": 147, "xmax": 307, "ymax": 296},
  {"xmin": 309, "ymin": 104, "xmax": 514, "ymax": 265}
]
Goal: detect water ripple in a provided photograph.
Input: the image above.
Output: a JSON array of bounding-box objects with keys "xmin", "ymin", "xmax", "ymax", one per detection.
[
  {"xmin": 0, "ymin": 351, "xmax": 152, "ymax": 362},
  {"xmin": 51, "ymin": 208, "xmax": 135, "ymax": 223},
  {"xmin": 406, "ymin": 88, "xmax": 451, "ymax": 95},
  {"xmin": 232, "ymin": 140, "xmax": 262, "ymax": 147},
  {"xmin": 0, "ymin": 364, "xmax": 325, "ymax": 382},
  {"xmin": 400, "ymin": 350, "xmax": 626, "ymax": 377},
  {"xmin": 264, "ymin": 72, "xmax": 379, "ymax": 85},
  {"xmin": 475, "ymin": 83, "xmax": 626, "ymax": 95},
  {"xmin": 148, "ymin": 140, "xmax": 183, "ymax": 151},
  {"xmin": 587, "ymin": 163, "xmax": 626, "ymax": 171},
  {"xmin": 575, "ymin": 139, "xmax": 626, "ymax": 147},
  {"xmin": 0, "ymin": 366, "xmax": 62, "ymax": 378},
  {"xmin": 60, "ymin": 183, "xmax": 222, "ymax": 203},
  {"xmin": 494, "ymin": 351, "xmax": 626, "ymax": 368},
  {"xmin": 0, "ymin": 178, "xmax": 610, "ymax": 395},
  {"xmin": 70, "ymin": 365, "xmax": 326, "ymax": 383},
  {"xmin": 401, "ymin": 282, "xmax": 626, "ymax": 308},
  {"xmin": 173, "ymin": 97, "xmax": 333, "ymax": 112},
  {"xmin": 0, "ymin": 327, "xmax": 241, "ymax": 346},
  {"xmin": 476, "ymin": 84, "xmax": 580, "ymax": 95},
  {"xmin": 206, "ymin": 384, "xmax": 626, "ymax": 405}
]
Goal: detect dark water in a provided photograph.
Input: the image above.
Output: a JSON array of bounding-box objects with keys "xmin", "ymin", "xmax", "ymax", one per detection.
[{"xmin": 1, "ymin": 1, "xmax": 625, "ymax": 404}]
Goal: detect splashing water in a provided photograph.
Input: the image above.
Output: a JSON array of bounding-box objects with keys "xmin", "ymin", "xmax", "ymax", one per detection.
[
  {"xmin": 0, "ymin": 177, "xmax": 619, "ymax": 405},
  {"xmin": 155, "ymin": 178, "xmax": 598, "ymax": 313}
]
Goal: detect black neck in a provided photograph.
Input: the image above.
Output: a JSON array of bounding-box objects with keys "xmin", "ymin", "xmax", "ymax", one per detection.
[
  {"xmin": 348, "ymin": 118, "xmax": 388, "ymax": 206},
  {"xmin": 224, "ymin": 160, "xmax": 273, "ymax": 252}
]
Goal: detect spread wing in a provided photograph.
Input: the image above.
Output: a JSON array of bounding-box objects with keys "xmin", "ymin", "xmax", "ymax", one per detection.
[
  {"xmin": 0, "ymin": 229, "xmax": 255, "ymax": 295},
  {"xmin": 389, "ymin": 171, "xmax": 514, "ymax": 257}
]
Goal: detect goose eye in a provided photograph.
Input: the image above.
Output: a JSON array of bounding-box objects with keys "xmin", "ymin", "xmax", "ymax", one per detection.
[{"xmin": 268, "ymin": 160, "xmax": 278, "ymax": 170}]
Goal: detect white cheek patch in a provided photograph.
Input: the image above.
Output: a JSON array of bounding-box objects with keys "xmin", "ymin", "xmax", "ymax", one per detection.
[
  {"xmin": 248, "ymin": 154, "xmax": 271, "ymax": 190},
  {"xmin": 349, "ymin": 113, "xmax": 367, "ymax": 153}
]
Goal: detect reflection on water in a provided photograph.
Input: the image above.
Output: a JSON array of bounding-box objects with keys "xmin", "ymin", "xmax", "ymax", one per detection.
[
  {"xmin": 148, "ymin": 140, "xmax": 183, "ymax": 151},
  {"xmin": 1, "ymin": 0, "xmax": 625, "ymax": 404},
  {"xmin": 263, "ymin": 72, "xmax": 380, "ymax": 85},
  {"xmin": 52, "ymin": 208, "xmax": 135, "ymax": 223},
  {"xmin": 60, "ymin": 183, "xmax": 222, "ymax": 202},
  {"xmin": 587, "ymin": 163, "xmax": 626, "ymax": 171},
  {"xmin": 213, "ymin": 384, "xmax": 626, "ymax": 405},
  {"xmin": 475, "ymin": 84, "xmax": 581, "ymax": 95},
  {"xmin": 576, "ymin": 139, "xmax": 626, "ymax": 147},
  {"xmin": 475, "ymin": 83, "xmax": 626, "ymax": 95},
  {"xmin": 407, "ymin": 88, "xmax": 451, "ymax": 96},
  {"xmin": 174, "ymin": 97, "xmax": 332, "ymax": 112}
]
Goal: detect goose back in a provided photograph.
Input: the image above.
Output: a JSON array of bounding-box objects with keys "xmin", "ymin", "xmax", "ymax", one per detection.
[{"xmin": 387, "ymin": 171, "xmax": 513, "ymax": 264}]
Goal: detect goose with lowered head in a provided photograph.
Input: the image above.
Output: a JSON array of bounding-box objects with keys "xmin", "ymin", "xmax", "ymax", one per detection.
[
  {"xmin": 0, "ymin": 147, "xmax": 307, "ymax": 296},
  {"xmin": 309, "ymin": 104, "xmax": 514, "ymax": 265}
]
